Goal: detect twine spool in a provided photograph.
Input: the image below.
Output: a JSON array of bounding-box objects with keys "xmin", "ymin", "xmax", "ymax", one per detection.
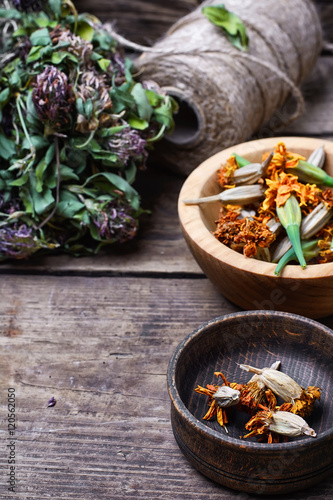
[{"xmin": 132, "ymin": 0, "xmax": 322, "ymax": 175}]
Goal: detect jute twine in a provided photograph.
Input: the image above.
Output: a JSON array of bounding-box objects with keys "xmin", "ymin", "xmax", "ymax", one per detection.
[{"xmin": 109, "ymin": 0, "xmax": 322, "ymax": 175}]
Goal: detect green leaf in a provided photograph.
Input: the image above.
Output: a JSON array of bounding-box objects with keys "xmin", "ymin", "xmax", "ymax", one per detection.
[
  {"xmin": 98, "ymin": 125, "xmax": 127, "ymax": 138},
  {"xmin": 125, "ymin": 161, "xmax": 137, "ymax": 184},
  {"xmin": 25, "ymin": 91, "xmax": 41, "ymax": 128},
  {"xmin": 0, "ymin": 88, "xmax": 10, "ymax": 106},
  {"xmin": 30, "ymin": 174, "xmax": 55, "ymax": 215},
  {"xmin": 202, "ymin": 4, "xmax": 249, "ymax": 51},
  {"xmin": 59, "ymin": 165, "xmax": 80, "ymax": 182},
  {"xmin": 22, "ymin": 135, "xmax": 49, "ymax": 151},
  {"xmin": 131, "ymin": 83, "xmax": 152, "ymax": 122},
  {"xmin": 127, "ymin": 115, "xmax": 149, "ymax": 130},
  {"xmin": 145, "ymin": 89, "xmax": 163, "ymax": 107},
  {"xmin": 35, "ymin": 158, "xmax": 48, "ymax": 193},
  {"xmin": 77, "ymin": 20, "xmax": 95, "ymax": 41},
  {"xmin": 11, "ymin": 173, "xmax": 29, "ymax": 187},
  {"xmin": 30, "ymin": 28, "xmax": 51, "ymax": 47},
  {"xmin": 35, "ymin": 143, "xmax": 55, "ymax": 192},
  {"xmin": 84, "ymin": 172, "xmax": 140, "ymax": 210},
  {"xmin": 75, "ymin": 97, "xmax": 85, "ymax": 116},
  {"xmin": 0, "ymin": 8, "xmax": 21, "ymax": 19},
  {"xmin": 97, "ymin": 58, "xmax": 111, "ymax": 72},
  {"xmin": 51, "ymin": 51, "xmax": 78, "ymax": 65},
  {"xmin": 0, "ymin": 133, "xmax": 16, "ymax": 160},
  {"xmin": 57, "ymin": 191, "xmax": 85, "ymax": 218},
  {"xmin": 26, "ymin": 46, "xmax": 42, "ymax": 64},
  {"xmin": 110, "ymin": 86, "xmax": 135, "ymax": 113},
  {"xmin": 92, "ymin": 29, "xmax": 115, "ymax": 51},
  {"xmin": 48, "ymin": 0, "xmax": 62, "ymax": 16},
  {"xmin": 84, "ymin": 99, "xmax": 93, "ymax": 120},
  {"xmin": 152, "ymin": 101, "xmax": 174, "ymax": 128}
]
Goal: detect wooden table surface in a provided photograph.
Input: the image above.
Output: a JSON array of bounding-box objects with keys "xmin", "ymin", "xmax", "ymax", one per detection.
[{"xmin": 1, "ymin": 2, "xmax": 333, "ymax": 499}]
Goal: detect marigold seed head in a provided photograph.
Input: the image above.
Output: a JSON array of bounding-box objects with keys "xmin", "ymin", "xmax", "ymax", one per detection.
[{"xmin": 213, "ymin": 385, "xmax": 240, "ymax": 408}]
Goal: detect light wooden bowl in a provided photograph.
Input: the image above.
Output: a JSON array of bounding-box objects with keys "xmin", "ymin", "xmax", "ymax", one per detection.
[
  {"xmin": 178, "ymin": 137, "xmax": 333, "ymax": 319},
  {"xmin": 167, "ymin": 311, "xmax": 333, "ymax": 495}
]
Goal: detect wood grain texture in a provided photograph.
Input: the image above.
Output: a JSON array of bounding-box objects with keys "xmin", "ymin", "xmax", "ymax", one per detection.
[
  {"xmin": 0, "ymin": 276, "xmax": 332, "ymax": 499},
  {"xmin": 1, "ymin": 2, "xmax": 333, "ymax": 498}
]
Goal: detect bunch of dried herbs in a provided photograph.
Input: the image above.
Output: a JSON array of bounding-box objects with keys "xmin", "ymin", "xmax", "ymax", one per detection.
[
  {"xmin": 195, "ymin": 361, "xmax": 321, "ymax": 443},
  {"xmin": 0, "ymin": 0, "xmax": 176, "ymax": 259},
  {"xmin": 184, "ymin": 142, "xmax": 333, "ymax": 274}
]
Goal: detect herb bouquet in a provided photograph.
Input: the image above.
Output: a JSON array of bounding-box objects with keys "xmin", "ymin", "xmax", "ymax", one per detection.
[{"xmin": 0, "ymin": 0, "xmax": 176, "ymax": 259}]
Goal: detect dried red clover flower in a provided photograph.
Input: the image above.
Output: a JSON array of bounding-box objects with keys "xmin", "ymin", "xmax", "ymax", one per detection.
[
  {"xmin": 107, "ymin": 126, "xmax": 147, "ymax": 167},
  {"xmin": 92, "ymin": 200, "xmax": 138, "ymax": 243},
  {"xmin": 32, "ymin": 66, "xmax": 75, "ymax": 135}
]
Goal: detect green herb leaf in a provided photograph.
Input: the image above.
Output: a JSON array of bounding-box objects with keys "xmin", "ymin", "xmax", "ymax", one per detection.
[
  {"xmin": 0, "ymin": 133, "xmax": 16, "ymax": 160},
  {"xmin": 131, "ymin": 83, "xmax": 153, "ymax": 122},
  {"xmin": 30, "ymin": 28, "xmax": 51, "ymax": 47},
  {"xmin": 97, "ymin": 58, "xmax": 111, "ymax": 72},
  {"xmin": 127, "ymin": 115, "xmax": 149, "ymax": 130},
  {"xmin": 84, "ymin": 172, "xmax": 140, "ymax": 210},
  {"xmin": 202, "ymin": 4, "xmax": 249, "ymax": 51}
]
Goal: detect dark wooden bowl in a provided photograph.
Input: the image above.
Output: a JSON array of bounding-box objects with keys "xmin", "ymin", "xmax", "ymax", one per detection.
[
  {"xmin": 167, "ymin": 311, "xmax": 333, "ymax": 495},
  {"xmin": 178, "ymin": 137, "xmax": 333, "ymax": 319}
]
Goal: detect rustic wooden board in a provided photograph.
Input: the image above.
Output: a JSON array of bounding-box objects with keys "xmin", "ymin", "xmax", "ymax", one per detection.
[
  {"xmin": 0, "ymin": 275, "xmax": 332, "ymax": 499},
  {"xmin": 282, "ymin": 57, "xmax": 333, "ymax": 137}
]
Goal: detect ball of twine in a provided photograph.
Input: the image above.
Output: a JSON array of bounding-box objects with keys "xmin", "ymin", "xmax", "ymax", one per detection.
[{"xmin": 117, "ymin": 0, "xmax": 322, "ymax": 175}]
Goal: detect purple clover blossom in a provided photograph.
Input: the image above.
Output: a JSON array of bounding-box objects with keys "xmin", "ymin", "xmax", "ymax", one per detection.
[
  {"xmin": 32, "ymin": 66, "xmax": 75, "ymax": 134},
  {"xmin": 92, "ymin": 200, "xmax": 138, "ymax": 243},
  {"xmin": 0, "ymin": 224, "xmax": 56, "ymax": 259},
  {"xmin": 0, "ymin": 225, "xmax": 40, "ymax": 259},
  {"xmin": 47, "ymin": 397, "xmax": 57, "ymax": 408},
  {"xmin": 108, "ymin": 126, "xmax": 147, "ymax": 166},
  {"xmin": 12, "ymin": 0, "xmax": 42, "ymax": 11}
]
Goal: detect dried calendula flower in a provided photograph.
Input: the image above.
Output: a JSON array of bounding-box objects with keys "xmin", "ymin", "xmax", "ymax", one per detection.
[
  {"xmin": 244, "ymin": 408, "xmax": 316, "ymax": 443},
  {"xmin": 214, "ymin": 209, "xmax": 276, "ymax": 258},
  {"xmin": 239, "ymin": 364, "xmax": 321, "ymax": 417},
  {"xmin": 195, "ymin": 372, "xmax": 241, "ymax": 431},
  {"xmin": 218, "ymin": 153, "xmax": 274, "ymax": 188}
]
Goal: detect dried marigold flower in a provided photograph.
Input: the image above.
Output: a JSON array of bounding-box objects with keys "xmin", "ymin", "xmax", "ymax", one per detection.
[
  {"xmin": 244, "ymin": 408, "xmax": 316, "ymax": 443},
  {"xmin": 194, "ymin": 372, "xmax": 240, "ymax": 431},
  {"xmin": 263, "ymin": 142, "xmax": 305, "ymax": 178},
  {"xmin": 214, "ymin": 209, "xmax": 276, "ymax": 258},
  {"xmin": 217, "ymin": 156, "xmax": 238, "ymax": 188},
  {"xmin": 239, "ymin": 363, "xmax": 321, "ymax": 417},
  {"xmin": 262, "ymin": 172, "xmax": 320, "ymax": 213},
  {"xmin": 217, "ymin": 153, "xmax": 273, "ymax": 188}
]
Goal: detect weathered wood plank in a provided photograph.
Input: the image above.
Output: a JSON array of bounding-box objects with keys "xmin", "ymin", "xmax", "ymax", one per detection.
[
  {"xmin": 281, "ymin": 57, "xmax": 333, "ymax": 137},
  {"xmin": 0, "ymin": 275, "xmax": 332, "ymax": 499}
]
